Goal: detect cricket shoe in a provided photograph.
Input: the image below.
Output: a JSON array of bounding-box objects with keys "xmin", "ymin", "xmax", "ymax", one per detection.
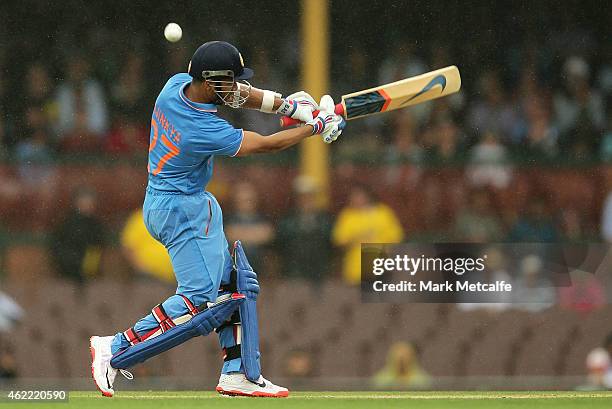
[
  {"xmin": 89, "ymin": 336, "xmax": 133, "ymax": 397},
  {"xmin": 216, "ymin": 373, "xmax": 289, "ymax": 397}
]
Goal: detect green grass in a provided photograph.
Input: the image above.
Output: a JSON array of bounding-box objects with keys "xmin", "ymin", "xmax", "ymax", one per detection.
[{"xmin": 11, "ymin": 391, "xmax": 612, "ymax": 409}]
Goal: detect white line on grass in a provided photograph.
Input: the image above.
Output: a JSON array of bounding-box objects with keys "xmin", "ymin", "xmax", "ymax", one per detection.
[{"xmin": 69, "ymin": 392, "xmax": 612, "ymax": 400}]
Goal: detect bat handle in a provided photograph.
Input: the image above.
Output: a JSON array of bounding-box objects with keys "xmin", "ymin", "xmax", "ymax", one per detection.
[{"xmin": 279, "ymin": 104, "xmax": 344, "ymax": 128}]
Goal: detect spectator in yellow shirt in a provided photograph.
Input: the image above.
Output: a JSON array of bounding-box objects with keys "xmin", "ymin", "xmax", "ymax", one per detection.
[
  {"xmin": 121, "ymin": 209, "xmax": 174, "ymax": 283},
  {"xmin": 332, "ymin": 185, "xmax": 404, "ymax": 284},
  {"xmin": 372, "ymin": 342, "xmax": 431, "ymax": 389}
]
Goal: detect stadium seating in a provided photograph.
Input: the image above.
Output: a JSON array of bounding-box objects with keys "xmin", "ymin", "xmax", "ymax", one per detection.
[
  {"xmin": 0, "ymin": 164, "xmax": 608, "ymax": 234},
  {"xmin": 3, "ymin": 278, "xmax": 610, "ymax": 382},
  {"xmin": 1, "ymin": 163, "xmax": 610, "ymax": 383}
]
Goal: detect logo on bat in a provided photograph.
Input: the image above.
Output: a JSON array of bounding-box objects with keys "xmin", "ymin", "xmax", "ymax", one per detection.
[{"xmin": 402, "ymin": 75, "xmax": 447, "ymax": 105}]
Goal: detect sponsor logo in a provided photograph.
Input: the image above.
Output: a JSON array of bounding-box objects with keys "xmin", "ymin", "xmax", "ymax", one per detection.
[{"xmin": 402, "ymin": 75, "xmax": 447, "ymax": 105}]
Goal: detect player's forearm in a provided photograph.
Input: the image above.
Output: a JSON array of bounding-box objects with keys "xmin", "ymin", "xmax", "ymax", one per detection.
[
  {"xmin": 261, "ymin": 126, "xmax": 314, "ymax": 152},
  {"xmin": 237, "ymin": 126, "xmax": 314, "ymax": 156}
]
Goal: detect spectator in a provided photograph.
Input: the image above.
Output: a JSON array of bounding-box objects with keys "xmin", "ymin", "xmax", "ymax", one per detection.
[
  {"xmin": 0, "ymin": 68, "xmax": 10, "ymax": 153},
  {"xmin": 332, "ymin": 185, "xmax": 404, "ymax": 285},
  {"xmin": 0, "ymin": 344, "xmax": 17, "ymax": 379},
  {"xmin": 0, "ymin": 292, "xmax": 23, "ymax": 333},
  {"xmin": 467, "ymin": 70, "xmax": 518, "ymax": 141},
  {"xmin": 14, "ymin": 64, "xmax": 57, "ymax": 187},
  {"xmin": 453, "ymin": 189, "xmax": 504, "ymax": 242},
  {"xmin": 225, "ymin": 182, "xmax": 274, "ymax": 273},
  {"xmin": 49, "ymin": 187, "xmax": 105, "ymax": 283},
  {"xmin": 55, "ymin": 55, "xmax": 108, "ymax": 152},
  {"xmin": 0, "ymin": 112, "xmax": 7, "ymax": 155},
  {"xmin": 372, "ymin": 342, "xmax": 431, "ymax": 389},
  {"xmin": 106, "ymin": 53, "xmax": 149, "ymax": 154},
  {"xmin": 560, "ymin": 207, "xmax": 591, "ymax": 241},
  {"xmin": 606, "ymin": 333, "xmax": 612, "ymax": 384},
  {"xmin": 602, "ymin": 190, "xmax": 612, "ymax": 242},
  {"xmin": 276, "ymin": 177, "xmax": 332, "ymax": 282},
  {"xmin": 554, "ymin": 56, "xmax": 605, "ymax": 158},
  {"xmin": 422, "ymin": 119, "xmax": 462, "ymax": 162},
  {"xmin": 384, "ymin": 111, "xmax": 424, "ymax": 165},
  {"xmin": 508, "ymin": 196, "xmax": 559, "ymax": 242},
  {"xmin": 558, "ymin": 270, "xmax": 606, "ymax": 314},
  {"xmin": 110, "ymin": 53, "xmax": 147, "ymax": 121},
  {"xmin": 24, "ymin": 63, "xmax": 57, "ymax": 129},
  {"xmin": 597, "ymin": 44, "xmax": 612, "ymax": 96},
  {"xmin": 15, "ymin": 106, "xmax": 55, "ymax": 181},
  {"xmin": 516, "ymin": 96, "xmax": 560, "ymax": 159},
  {"xmin": 600, "ymin": 106, "xmax": 612, "ymax": 162},
  {"xmin": 105, "ymin": 114, "xmax": 149, "ymax": 155},
  {"xmin": 383, "ymin": 112, "xmax": 424, "ymax": 186},
  {"xmin": 0, "ymin": 168, "xmax": 21, "ymax": 204},
  {"xmin": 283, "ymin": 349, "xmax": 315, "ymax": 379},
  {"xmin": 458, "ymin": 247, "xmax": 512, "ymax": 310},
  {"xmin": 466, "ymin": 131, "xmax": 513, "ymax": 189},
  {"xmin": 121, "ymin": 209, "xmax": 174, "ymax": 283},
  {"xmin": 584, "ymin": 347, "xmax": 612, "ymax": 390},
  {"xmin": 512, "ymin": 254, "xmax": 556, "ymax": 311}
]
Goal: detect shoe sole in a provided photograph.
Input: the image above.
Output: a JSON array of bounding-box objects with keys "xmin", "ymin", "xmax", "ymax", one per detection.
[
  {"xmin": 90, "ymin": 337, "xmax": 113, "ymax": 398},
  {"xmin": 216, "ymin": 386, "xmax": 288, "ymax": 398}
]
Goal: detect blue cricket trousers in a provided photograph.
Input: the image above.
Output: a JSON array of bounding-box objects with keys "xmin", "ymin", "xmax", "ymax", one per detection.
[{"xmin": 111, "ymin": 187, "xmax": 243, "ymax": 373}]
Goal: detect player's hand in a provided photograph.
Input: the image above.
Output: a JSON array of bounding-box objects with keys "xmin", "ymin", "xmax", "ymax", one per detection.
[
  {"xmin": 307, "ymin": 95, "xmax": 345, "ymax": 143},
  {"xmin": 275, "ymin": 91, "xmax": 318, "ymax": 124}
]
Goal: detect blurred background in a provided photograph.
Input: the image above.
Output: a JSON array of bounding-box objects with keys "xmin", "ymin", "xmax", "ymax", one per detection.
[{"xmin": 0, "ymin": 0, "xmax": 611, "ymax": 391}]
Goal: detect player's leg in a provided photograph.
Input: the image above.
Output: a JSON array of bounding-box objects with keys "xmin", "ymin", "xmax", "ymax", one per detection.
[
  {"xmin": 216, "ymin": 252, "xmax": 244, "ymax": 374},
  {"xmin": 90, "ymin": 291, "xmax": 199, "ymax": 397},
  {"xmin": 214, "ymin": 241, "xmax": 288, "ymax": 397},
  {"xmin": 108, "ymin": 202, "xmax": 226, "ymax": 355},
  {"xmin": 91, "ymin": 192, "xmax": 232, "ymax": 396}
]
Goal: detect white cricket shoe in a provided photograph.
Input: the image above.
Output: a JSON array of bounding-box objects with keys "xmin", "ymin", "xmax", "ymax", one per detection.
[
  {"xmin": 216, "ymin": 373, "xmax": 289, "ymax": 397},
  {"xmin": 89, "ymin": 336, "xmax": 133, "ymax": 397}
]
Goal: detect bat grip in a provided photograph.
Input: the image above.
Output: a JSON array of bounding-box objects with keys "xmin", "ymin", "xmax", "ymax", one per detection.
[{"xmin": 279, "ymin": 104, "xmax": 344, "ymax": 127}]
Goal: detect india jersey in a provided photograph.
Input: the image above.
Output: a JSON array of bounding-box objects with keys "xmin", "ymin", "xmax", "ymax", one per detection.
[{"xmin": 147, "ymin": 73, "xmax": 243, "ymax": 194}]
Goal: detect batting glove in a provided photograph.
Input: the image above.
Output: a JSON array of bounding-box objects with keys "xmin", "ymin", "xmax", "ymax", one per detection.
[
  {"xmin": 307, "ymin": 95, "xmax": 345, "ymax": 143},
  {"xmin": 276, "ymin": 91, "xmax": 318, "ymax": 124}
]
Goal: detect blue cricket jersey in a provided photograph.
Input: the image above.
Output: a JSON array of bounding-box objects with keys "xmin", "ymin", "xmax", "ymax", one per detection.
[{"xmin": 146, "ymin": 73, "xmax": 243, "ymax": 194}]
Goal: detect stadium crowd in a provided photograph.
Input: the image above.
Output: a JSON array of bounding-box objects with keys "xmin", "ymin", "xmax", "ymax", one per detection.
[
  {"xmin": 0, "ymin": 2, "xmax": 610, "ymax": 162},
  {"xmin": 0, "ymin": 1, "xmax": 608, "ymax": 282},
  {"xmin": 0, "ymin": 0, "xmax": 611, "ymax": 386}
]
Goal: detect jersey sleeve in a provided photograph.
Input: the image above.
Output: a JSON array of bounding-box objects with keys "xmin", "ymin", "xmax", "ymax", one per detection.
[{"xmin": 191, "ymin": 117, "xmax": 244, "ymax": 157}]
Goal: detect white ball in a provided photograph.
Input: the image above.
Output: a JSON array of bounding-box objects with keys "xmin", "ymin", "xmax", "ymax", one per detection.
[{"xmin": 164, "ymin": 23, "xmax": 182, "ymax": 43}]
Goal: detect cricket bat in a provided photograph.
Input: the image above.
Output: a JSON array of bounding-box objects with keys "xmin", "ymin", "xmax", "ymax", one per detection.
[{"xmin": 279, "ymin": 65, "xmax": 461, "ymax": 127}]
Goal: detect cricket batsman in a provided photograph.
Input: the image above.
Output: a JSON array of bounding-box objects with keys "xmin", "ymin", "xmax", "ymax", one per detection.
[{"xmin": 89, "ymin": 41, "xmax": 345, "ymax": 397}]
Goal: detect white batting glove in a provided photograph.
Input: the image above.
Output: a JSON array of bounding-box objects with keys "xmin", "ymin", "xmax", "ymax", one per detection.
[
  {"xmin": 307, "ymin": 95, "xmax": 345, "ymax": 143},
  {"xmin": 276, "ymin": 91, "xmax": 318, "ymax": 124}
]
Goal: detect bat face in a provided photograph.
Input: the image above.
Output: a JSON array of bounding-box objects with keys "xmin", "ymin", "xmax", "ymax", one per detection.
[{"xmin": 341, "ymin": 66, "xmax": 461, "ymax": 120}]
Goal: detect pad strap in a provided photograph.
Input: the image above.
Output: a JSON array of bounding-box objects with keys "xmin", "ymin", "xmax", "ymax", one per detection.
[
  {"xmin": 152, "ymin": 304, "xmax": 175, "ymax": 332},
  {"xmin": 124, "ymin": 295, "xmax": 199, "ymax": 345},
  {"xmin": 123, "ymin": 327, "xmax": 141, "ymax": 346},
  {"xmin": 179, "ymin": 294, "xmax": 198, "ymax": 316}
]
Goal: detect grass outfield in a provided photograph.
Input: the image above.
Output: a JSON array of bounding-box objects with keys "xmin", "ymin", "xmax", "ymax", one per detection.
[{"xmin": 16, "ymin": 391, "xmax": 612, "ymax": 409}]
